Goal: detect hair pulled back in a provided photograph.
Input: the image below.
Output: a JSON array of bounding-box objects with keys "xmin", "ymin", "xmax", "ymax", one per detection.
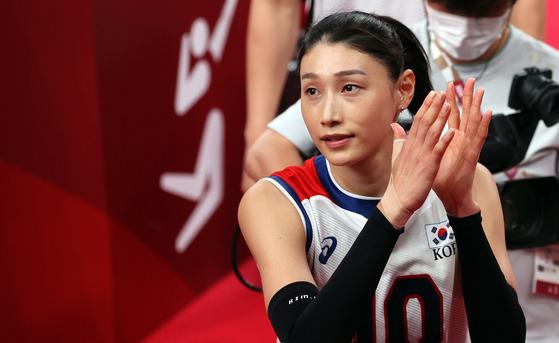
[{"xmin": 298, "ymin": 11, "xmax": 432, "ymax": 115}]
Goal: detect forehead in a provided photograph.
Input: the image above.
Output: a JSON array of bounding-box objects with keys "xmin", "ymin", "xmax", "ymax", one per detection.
[{"xmin": 300, "ymin": 42, "xmax": 387, "ymax": 75}]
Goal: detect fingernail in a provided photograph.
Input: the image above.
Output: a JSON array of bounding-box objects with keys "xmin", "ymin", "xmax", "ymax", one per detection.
[{"xmin": 447, "ymin": 128, "xmax": 455, "ymax": 138}]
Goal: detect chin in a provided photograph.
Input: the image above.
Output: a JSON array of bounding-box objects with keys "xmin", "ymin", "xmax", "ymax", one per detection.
[{"xmin": 323, "ymin": 151, "xmax": 358, "ymax": 167}]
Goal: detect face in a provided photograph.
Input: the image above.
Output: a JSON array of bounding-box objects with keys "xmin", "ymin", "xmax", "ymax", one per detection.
[
  {"xmin": 300, "ymin": 42, "xmax": 401, "ymax": 168},
  {"xmin": 425, "ymin": 0, "xmax": 511, "ymax": 61}
]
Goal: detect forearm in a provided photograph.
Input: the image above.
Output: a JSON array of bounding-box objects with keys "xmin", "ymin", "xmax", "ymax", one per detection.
[
  {"xmin": 242, "ymin": 129, "xmax": 304, "ymax": 192},
  {"xmin": 452, "ymin": 212, "xmax": 526, "ymax": 342},
  {"xmin": 268, "ymin": 208, "xmax": 402, "ymax": 342},
  {"xmin": 245, "ymin": 0, "xmax": 301, "ymax": 147}
]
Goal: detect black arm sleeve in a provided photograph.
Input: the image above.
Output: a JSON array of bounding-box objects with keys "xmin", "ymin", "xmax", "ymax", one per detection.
[
  {"xmin": 267, "ymin": 208, "xmax": 403, "ymax": 343},
  {"xmin": 451, "ymin": 212, "xmax": 526, "ymax": 343}
]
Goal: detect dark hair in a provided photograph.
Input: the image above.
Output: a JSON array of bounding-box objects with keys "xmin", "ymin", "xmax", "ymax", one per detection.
[
  {"xmin": 429, "ymin": 0, "xmax": 515, "ymax": 16},
  {"xmin": 298, "ymin": 11, "xmax": 432, "ymax": 115}
]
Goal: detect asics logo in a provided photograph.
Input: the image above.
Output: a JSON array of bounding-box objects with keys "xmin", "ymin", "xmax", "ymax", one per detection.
[{"xmin": 319, "ymin": 236, "xmax": 337, "ymax": 264}]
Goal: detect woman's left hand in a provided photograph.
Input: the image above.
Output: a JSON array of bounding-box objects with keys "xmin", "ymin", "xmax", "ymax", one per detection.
[{"xmin": 433, "ymin": 79, "xmax": 493, "ymax": 217}]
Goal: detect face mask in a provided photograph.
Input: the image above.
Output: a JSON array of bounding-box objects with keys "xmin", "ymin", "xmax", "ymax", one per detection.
[{"xmin": 425, "ymin": 2, "xmax": 510, "ymax": 61}]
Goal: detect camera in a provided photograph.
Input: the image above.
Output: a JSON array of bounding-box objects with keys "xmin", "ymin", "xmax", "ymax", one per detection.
[
  {"xmin": 479, "ymin": 67, "xmax": 559, "ymax": 250},
  {"xmin": 480, "ymin": 68, "xmax": 559, "ymax": 174},
  {"xmin": 509, "ymin": 67, "xmax": 559, "ymax": 127}
]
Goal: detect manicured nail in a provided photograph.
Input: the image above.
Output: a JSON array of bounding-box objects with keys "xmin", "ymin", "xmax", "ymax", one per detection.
[
  {"xmin": 446, "ymin": 128, "xmax": 455, "ymax": 139},
  {"xmin": 442, "ymin": 102, "xmax": 450, "ymax": 113}
]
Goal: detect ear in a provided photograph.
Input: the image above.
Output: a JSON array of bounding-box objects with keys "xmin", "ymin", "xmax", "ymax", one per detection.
[{"xmin": 396, "ymin": 69, "xmax": 416, "ymax": 111}]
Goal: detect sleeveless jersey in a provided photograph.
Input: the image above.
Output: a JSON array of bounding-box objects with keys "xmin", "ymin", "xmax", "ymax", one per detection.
[{"xmin": 264, "ymin": 155, "xmax": 470, "ymax": 342}]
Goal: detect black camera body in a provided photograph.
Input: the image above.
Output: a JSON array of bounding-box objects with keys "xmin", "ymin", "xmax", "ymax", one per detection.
[
  {"xmin": 509, "ymin": 67, "xmax": 559, "ymax": 126},
  {"xmin": 479, "ymin": 67, "xmax": 559, "ymax": 249},
  {"xmin": 480, "ymin": 67, "xmax": 559, "ymax": 174}
]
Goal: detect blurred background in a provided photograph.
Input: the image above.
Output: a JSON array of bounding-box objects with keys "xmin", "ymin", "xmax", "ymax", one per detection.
[{"xmin": 0, "ymin": 1, "xmax": 557, "ymax": 342}]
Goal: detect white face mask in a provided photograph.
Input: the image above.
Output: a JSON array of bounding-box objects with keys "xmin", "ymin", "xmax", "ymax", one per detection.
[{"xmin": 425, "ymin": 2, "xmax": 510, "ymax": 61}]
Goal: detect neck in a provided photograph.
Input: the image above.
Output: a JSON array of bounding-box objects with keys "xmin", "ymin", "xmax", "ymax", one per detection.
[
  {"xmin": 445, "ymin": 25, "xmax": 510, "ymax": 65},
  {"xmin": 328, "ymin": 148, "xmax": 392, "ymax": 198}
]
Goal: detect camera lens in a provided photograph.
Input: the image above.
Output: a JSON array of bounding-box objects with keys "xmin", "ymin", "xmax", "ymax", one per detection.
[{"xmin": 501, "ymin": 183, "xmax": 543, "ymax": 243}]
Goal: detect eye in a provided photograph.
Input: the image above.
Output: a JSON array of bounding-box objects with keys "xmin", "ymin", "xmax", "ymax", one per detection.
[
  {"xmin": 305, "ymin": 87, "xmax": 318, "ymax": 96},
  {"xmin": 342, "ymin": 84, "xmax": 358, "ymax": 93}
]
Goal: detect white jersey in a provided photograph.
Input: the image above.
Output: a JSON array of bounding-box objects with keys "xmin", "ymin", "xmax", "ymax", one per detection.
[{"xmin": 265, "ymin": 155, "xmax": 469, "ymax": 342}]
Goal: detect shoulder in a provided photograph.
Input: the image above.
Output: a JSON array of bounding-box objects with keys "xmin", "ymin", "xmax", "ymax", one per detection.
[
  {"xmin": 239, "ymin": 177, "xmax": 290, "ymax": 219},
  {"xmin": 240, "ymin": 157, "xmax": 324, "ymax": 228},
  {"xmin": 269, "ymin": 156, "xmax": 326, "ymax": 197},
  {"xmin": 239, "ymin": 162, "xmax": 313, "ymax": 231},
  {"xmin": 272, "ymin": 156, "xmax": 316, "ymax": 180},
  {"xmin": 509, "ymin": 26, "xmax": 559, "ymax": 63},
  {"xmin": 472, "ymin": 163, "xmax": 500, "ymax": 207},
  {"xmin": 474, "ymin": 162, "xmax": 495, "ymax": 184},
  {"xmin": 238, "ymin": 176, "xmax": 307, "ymax": 259}
]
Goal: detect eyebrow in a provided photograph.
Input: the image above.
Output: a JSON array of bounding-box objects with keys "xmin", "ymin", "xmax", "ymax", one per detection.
[{"xmin": 301, "ymin": 69, "xmax": 366, "ymax": 80}]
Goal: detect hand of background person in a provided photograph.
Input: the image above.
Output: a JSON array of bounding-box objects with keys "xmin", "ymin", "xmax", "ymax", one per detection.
[{"xmin": 433, "ymin": 79, "xmax": 492, "ymax": 217}]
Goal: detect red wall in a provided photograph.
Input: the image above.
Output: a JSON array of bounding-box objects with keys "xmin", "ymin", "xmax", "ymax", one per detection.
[
  {"xmin": 0, "ymin": 0, "xmax": 249, "ymax": 342},
  {"xmin": 0, "ymin": 1, "xmax": 557, "ymax": 342},
  {"xmin": 547, "ymin": 1, "xmax": 559, "ymax": 49}
]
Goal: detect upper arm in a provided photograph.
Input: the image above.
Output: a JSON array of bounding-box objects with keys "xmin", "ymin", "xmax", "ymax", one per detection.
[
  {"xmin": 472, "ymin": 163, "xmax": 517, "ymax": 289},
  {"xmin": 245, "ymin": 0, "xmax": 302, "ymax": 146},
  {"xmin": 510, "ymin": 0, "xmax": 547, "ymax": 41},
  {"xmin": 238, "ymin": 179, "xmax": 315, "ymax": 308}
]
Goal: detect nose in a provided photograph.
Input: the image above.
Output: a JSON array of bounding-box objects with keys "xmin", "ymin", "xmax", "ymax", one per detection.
[{"xmin": 320, "ymin": 93, "xmax": 343, "ymax": 127}]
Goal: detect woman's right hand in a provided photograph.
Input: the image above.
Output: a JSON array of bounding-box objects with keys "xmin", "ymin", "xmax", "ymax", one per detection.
[{"xmin": 378, "ymin": 90, "xmax": 455, "ymax": 228}]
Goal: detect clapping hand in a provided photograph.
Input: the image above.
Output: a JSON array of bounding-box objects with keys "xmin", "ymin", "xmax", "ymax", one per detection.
[
  {"xmin": 433, "ymin": 79, "xmax": 493, "ymax": 217},
  {"xmin": 379, "ymin": 90, "xmax": 455, "ymax": 228}
]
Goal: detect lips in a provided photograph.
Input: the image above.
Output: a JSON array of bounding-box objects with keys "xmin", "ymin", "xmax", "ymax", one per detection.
[
  {"xmin": 321, "ymin": 133, "xmax": 353, "ymax": 148},
  {"xmin": 321, "ymin": 133, "xmax": 353, "ymax": 141}
]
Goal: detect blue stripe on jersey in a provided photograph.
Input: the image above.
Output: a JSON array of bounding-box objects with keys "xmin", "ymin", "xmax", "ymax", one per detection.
[
  {"xmin": 313, "ymin": 155, "xmax": 380, "ymax": 218},
  {"xmin": 269, "ymin": 175, "xmax": 313, "ymax": 252}
]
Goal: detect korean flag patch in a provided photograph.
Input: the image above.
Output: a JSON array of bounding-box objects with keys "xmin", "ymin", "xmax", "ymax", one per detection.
[{"xmin": 425, "ymin": 220, "xmax": 455, "ymax": 249}]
